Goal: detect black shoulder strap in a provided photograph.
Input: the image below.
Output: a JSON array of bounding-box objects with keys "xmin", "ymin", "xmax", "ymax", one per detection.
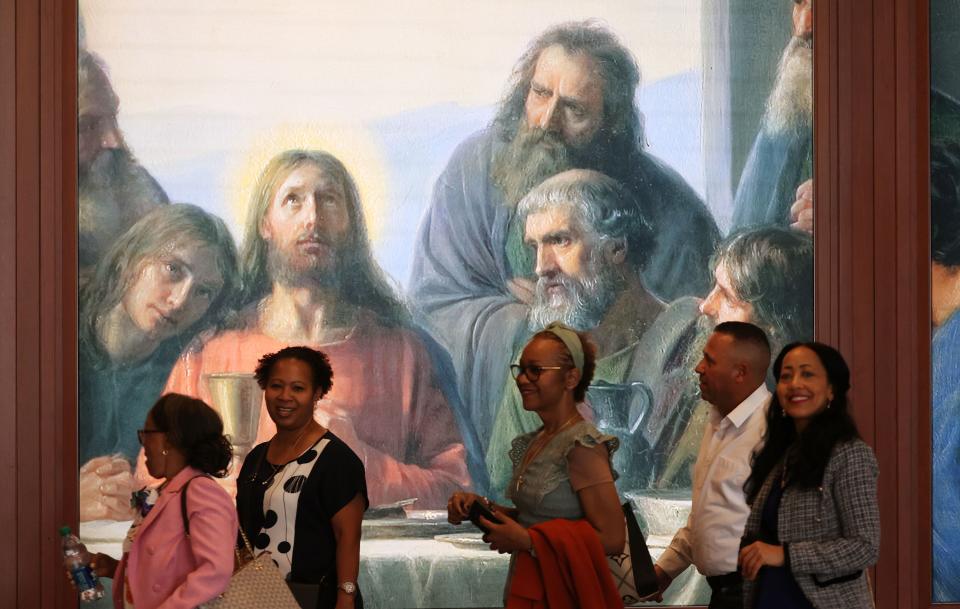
[{"xmin": 179, "ymin": 475, "xmax": 206, "ymax": 538}]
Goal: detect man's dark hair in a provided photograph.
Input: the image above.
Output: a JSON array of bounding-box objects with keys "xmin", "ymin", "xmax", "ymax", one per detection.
[
  {"xmin": 714, "ymin": 320, "xmax": 772, "ymax": 362},
  {"xmin": 149, "ymin": 393, "xmax": 233, "ymax": 477},
  {"xmin": 493, "ymin": 21, "xmax": 645, "ymax": 162},
  {"xmin": 932, "ymin": 141, "xmax": 960, "ymax": 267},
  {"xmin": 712, "ymin": 228, "xmax": 813, "ymax": 350},
  {"xmin": 745, "ymin": 342, "xmax": 861, "ymax": 504},
  {"xmin": 254, "ymin": 346, "xmax": 334, "ymax": 398}
]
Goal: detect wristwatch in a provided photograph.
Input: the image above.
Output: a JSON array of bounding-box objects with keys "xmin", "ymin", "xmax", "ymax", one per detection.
[{"xmin": 338, "ymin": 581, "xmax": 358, "ymax": 595}]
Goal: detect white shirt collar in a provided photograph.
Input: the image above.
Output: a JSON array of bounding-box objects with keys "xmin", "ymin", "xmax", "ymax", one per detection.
[{"xmin": 710, "ymin": 383, "xmax": 771, "ymax": 430}]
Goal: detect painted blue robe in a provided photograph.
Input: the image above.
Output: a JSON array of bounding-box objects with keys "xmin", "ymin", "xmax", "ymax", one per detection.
[{"xmin": 408, "ymin": 128, "xmax": 719, "ymax": 452}]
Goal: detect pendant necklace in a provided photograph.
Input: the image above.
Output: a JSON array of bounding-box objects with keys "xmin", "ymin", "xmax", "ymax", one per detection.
[
  {"xmin": 261, "ymin": 423, "xmax": 311, "ymax": 486},
  {"xmin": 514, "ymin": 412, "xmax": 582, "ymax": 494}
]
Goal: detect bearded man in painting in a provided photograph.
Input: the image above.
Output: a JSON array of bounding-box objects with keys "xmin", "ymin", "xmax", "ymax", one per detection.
[
  {"xmin": 409, "ymin": 21, "xmax": 720, "ymax": 450},
  {"xmin": 484, "ymin": 169, "xmax": 703, "ymax": 496},
  {"xmin": 160, "ymin": 150, "xmax": 480, "ymax": 507},
  {"xmin": 729, "ymin": 0, "xmax": 813, "ymax": 232},
  {"xmin": 78, "ymin": 50, "xmax": 169, "ymax": 274}
]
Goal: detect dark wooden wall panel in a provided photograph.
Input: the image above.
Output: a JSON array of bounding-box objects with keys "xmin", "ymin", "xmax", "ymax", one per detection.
[
  {"xmin": 814, "ymin": 0, "xmax": 935, "ymax": 607},
  {"xmin": 895, "ymin": 0, "xmax": 933, "ymax": 605},
  {"xmin": 3, "ymin": 0, "xmax": 77, "ymax": 606},
  {"xmin": 16, "ymin": 0, "xmax": 43, "ymax": 603},
  {"xmin": 0, "ymin": 0, "xmax": 19, "ymax": 603}
]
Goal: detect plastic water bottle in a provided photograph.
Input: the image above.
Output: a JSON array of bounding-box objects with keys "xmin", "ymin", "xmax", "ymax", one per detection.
[{"xmin": 60, "ymin": 526, "xmax": 105, "ymax": 602}]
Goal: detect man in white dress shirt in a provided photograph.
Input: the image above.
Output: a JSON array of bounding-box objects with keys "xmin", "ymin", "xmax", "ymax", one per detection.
[{"xmin": 649, "ymin": 321, "xmax": 772, "ymax": 608}]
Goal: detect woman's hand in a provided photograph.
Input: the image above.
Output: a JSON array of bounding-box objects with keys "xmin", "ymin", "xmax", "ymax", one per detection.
[
  {"xmin": 479, "ymin": 508, "xmax": 532, "ymax": 554},
  {"xmin": 446, "ymin": 491, "xmax": 482, "ymax": 524},
  {"xmin": 90, "ymin": 552, "xmax": 118, "ymax": 578},
  {"xmin": 738, "ymin": 541, "xmax": 785, "ymax": 581}
]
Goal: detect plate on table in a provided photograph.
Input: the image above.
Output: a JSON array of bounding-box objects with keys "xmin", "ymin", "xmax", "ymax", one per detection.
[
  {"xmin": 433, "ymin": 532, "xmax": 492, "ymax": 551},
  {"xmin": 361, "ymin": 510, "xmax": 461, "ymax": 539}
]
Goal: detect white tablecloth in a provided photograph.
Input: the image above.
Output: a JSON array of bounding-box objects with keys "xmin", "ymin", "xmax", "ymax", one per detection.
[{"xmin": 80, "ymin": 520, "xmax": 709, "ymax": 608}]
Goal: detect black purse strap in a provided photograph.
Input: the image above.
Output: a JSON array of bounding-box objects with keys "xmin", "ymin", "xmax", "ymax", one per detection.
[{"xmin": 179, "ymin": 475, "xmax": 207, "ymax": 538}]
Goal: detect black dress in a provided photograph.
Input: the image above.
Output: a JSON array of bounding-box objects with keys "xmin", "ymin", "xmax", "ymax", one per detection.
[
  {"xmin": 753, "ymin": 472, "xmax": 814, "ymax": 609},
  {"xmin": 237, "ymin": 431, "xmax": 368, "ymax": 609}
]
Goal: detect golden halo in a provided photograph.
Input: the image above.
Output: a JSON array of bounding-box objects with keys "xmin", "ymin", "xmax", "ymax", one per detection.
[{"xmin": 227, "ymin": 122, "xmax": 388, "ymax": 248}]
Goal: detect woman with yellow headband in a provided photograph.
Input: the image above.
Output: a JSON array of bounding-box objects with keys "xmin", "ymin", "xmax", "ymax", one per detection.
[{"xmin": 447, "ymin": 322, "xmax": 625, "ymax": 607}]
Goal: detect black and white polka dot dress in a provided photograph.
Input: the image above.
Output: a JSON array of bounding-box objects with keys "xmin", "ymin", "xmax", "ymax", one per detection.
[
  {"xmin": 256, "ymin": 437, "xmax": 330, "ymax": 577},
  {"xmin": 236, "ymin": 430, "xmax": 368, "ymax": 602}
]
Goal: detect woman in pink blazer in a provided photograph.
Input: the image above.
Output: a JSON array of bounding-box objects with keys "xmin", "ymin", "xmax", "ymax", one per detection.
[{"xmin": 92, "ymin": 393, "xmax": 238, "ymax": 609}]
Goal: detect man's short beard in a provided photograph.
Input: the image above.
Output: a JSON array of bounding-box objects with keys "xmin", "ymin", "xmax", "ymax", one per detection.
[
  {"xmin": 763, "ymin": 36, "xmax": 813, "ymax": 135},
  {"xmin": 79, "ymin": 147, "xmax": 167, "ymax": 267},
  {"xmin": 528, "ymin": 251, "xmax": 619, "ymax": 331},
  {"xmin": 266, "ymin": 245, "xmax": 341, "ymax": 290},
  {"xmin": 491, "ymin": 124, "xmax": 578, "ymax": 207}
]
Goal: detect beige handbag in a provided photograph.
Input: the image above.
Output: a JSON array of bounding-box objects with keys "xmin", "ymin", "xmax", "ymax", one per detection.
[
  {"xmin": 181, "ymin": 477, "xmax": 301, "ymax": 609},
  {"xmin": 202, "ymin": 543, "xmax": 300, "ymax": 609}
]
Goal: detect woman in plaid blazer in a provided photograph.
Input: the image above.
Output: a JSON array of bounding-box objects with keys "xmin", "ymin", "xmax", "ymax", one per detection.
[{"xmin": 738, "ymin": 342, "xmax": 879, "ymax": 609}]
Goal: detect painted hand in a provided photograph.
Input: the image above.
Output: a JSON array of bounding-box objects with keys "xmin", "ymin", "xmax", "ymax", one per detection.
[
  {"xmin": 789, "ymin": 178, "xmax": 814, "ymax": 233},
  {"xmin": 79, "ymin": 455, "xmax": 136, "ymax": 522}
]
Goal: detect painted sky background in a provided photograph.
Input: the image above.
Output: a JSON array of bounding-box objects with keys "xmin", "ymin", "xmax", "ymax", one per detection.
[{"xmin": 81, "ymin": 0, "xmax": 709, "ymax": 286}]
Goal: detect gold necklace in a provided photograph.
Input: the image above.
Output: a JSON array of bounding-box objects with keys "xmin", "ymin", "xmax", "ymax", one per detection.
[
  {"xmin": 261, "ymin": 424, "xmax": 312, "ymax": 486},
  {"xmin": 514, "ymin": 413, "xmax": 582, "ymax": 494}
]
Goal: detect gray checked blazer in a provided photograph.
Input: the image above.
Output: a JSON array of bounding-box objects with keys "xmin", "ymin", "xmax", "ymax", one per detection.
[{"xmin": 742, "ymin": 439, "xmax": 879, "ymax": 609}]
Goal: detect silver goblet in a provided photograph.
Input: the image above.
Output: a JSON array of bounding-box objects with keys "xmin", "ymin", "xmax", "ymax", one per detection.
[{"xmin": 204, "ymin": 372, "xmax": 263, "ymax": 472}]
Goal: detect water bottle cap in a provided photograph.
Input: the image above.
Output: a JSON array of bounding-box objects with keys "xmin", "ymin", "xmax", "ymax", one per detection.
[{"xmin": 59, "ymin": 526, "xmax": 71, "ymax": 536}]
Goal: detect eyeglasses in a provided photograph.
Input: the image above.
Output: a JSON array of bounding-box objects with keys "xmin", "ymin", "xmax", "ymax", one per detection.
[
  {"xmin": 509, "ymin": 364, "xmax": 567, "ymax": 382},
  {"xmin": 137, "ymin": 428, "xmax": 164, "ymax": 444}
]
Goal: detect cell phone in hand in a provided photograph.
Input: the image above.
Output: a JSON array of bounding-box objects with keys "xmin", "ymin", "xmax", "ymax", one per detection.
[{"xmin": 468, "ymin": 500, "xmax": 502, "ymax": 534}]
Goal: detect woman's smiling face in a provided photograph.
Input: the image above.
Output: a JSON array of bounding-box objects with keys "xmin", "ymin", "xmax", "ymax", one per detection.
[
  {"xmin": 776, "ymin": 345, "xmax": 835, "ymax": 428},
  {"xmin": 263, "ymin": 357, "xmax": 321, "ymax": 432}
]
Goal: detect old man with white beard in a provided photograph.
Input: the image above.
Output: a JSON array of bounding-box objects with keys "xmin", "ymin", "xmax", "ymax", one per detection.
[
  {"xmin": 730, "ymin": 0, "xmax": 814, "ymax": 231},
  {"xmin": 485, "ymin": 170, "xmax": 703, "ymax": 498},
  {"xmin": 409, "ymin": 22, "xmax": 720, "ymax": 454}
]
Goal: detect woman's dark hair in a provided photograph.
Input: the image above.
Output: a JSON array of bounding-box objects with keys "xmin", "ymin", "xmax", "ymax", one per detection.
[
  {"xmin": 149, "ymin": 393, "xmax": 232, "ymax": 477},
  {"xmin": 744, "ymin": 342, "xmax": 861, "ymax": 503},
  {"xmin": 253, "ymin": 346, "xmax": 334, "ymax": 398},
  {"xmin": 531, "ymin": 328, "xmax": 597, "ymax": 402}
]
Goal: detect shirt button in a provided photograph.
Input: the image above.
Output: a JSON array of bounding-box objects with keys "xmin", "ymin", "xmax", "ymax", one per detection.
[
  {"xmin": 152, "ymin": 583, "xmax": 161, "ymax": 592},
  {"xmin": 146, "ymin": 546, "xmax": 155, "ymax": 556}
]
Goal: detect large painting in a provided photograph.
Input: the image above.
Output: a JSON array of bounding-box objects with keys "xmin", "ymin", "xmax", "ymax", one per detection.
[{"xmin": 76, "ymin": 1, "xmax": 814, "ymax": 606}]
